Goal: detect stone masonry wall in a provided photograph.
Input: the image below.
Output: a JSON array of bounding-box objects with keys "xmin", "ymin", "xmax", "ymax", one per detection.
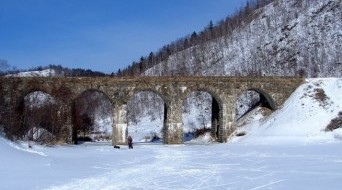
[{"xmin": 0, "ymin": 76, "xmax": 304, "ymax": 145}]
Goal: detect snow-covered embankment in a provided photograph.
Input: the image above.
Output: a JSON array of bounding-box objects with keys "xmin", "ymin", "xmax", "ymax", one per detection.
[{"xmin": 233, "ymin": 78, "xmax": 342, "ymax": 144}]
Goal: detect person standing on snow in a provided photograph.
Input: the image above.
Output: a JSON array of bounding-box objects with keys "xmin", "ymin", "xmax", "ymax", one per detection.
[{"xmin": 127, "ymin": 135, "xmax": 133, "ymax": 149}]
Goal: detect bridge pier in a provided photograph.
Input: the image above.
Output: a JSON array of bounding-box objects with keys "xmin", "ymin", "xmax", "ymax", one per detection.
[
  {"xmin": 163, "ymin": 103, "xmax": 183, "ymax": 144},
  {"xmin": 112, "ymin": 104, "xmax": 128, "ymax": 146},
  {"xmin": 220, "ymin": 101, "xmax": 236, "ymax": 142},
  {"xmin": 210, "ymin": 97, "xmax": 221, "ymax": 141},
  {"xmin": 65, "ymin": 104, "xmax": 74, "ymax": 144}
]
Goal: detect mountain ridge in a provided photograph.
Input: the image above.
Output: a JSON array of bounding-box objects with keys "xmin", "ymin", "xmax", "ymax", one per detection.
[{"xmin": 143, "ymin": 0, "xmax": 341, "ymax": 77}]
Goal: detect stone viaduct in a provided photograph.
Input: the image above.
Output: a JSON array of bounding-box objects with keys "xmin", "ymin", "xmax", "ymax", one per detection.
[{"xmin": 0, "ymin": 76, "xmax": 303, "ymax": 145}]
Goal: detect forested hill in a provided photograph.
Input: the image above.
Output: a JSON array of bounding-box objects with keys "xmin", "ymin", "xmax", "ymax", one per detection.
[{"xmin": 117, "ymin": 0, "xmax": 341, "ymax": 78}]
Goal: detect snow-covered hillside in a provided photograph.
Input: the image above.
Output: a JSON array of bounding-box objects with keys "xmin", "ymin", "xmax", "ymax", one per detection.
[
  {"xmin": 5, "ymin": 69, "xmax": 57, "ymax": 77},
  {"xmin": 233, "ymin": 78, "xmax": 342, "ymax": 144},
  {"xmin": 145, "ymin": 0, "xmax": 341, "ymax": 77}
]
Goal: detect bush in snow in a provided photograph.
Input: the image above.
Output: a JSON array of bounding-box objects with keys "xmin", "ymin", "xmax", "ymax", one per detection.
[
  {"xmin": 26, "ymin": 127, "xmax": 56, "ymax": 145},
  {"xmin": 150, "ymin": 132, "xmax": 161, "ymax": 142},
  {"xmin": 236, "ymin": 131, "xmax": 246, "ymax": 137},
  {"xmin": 314, "ymin": 88, "xmax": 328, "ymax": 103},
  {"xmin": 325, "ymin": 112, "xmax": 342, "ymax": 131},
  {"xmin": 194, "ymin": 127, "xmax": 211, "ymax": 138}
]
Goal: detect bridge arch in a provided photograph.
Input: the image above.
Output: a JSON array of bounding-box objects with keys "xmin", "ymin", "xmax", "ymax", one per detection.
[
  {"xmin": 15, "ymin": 90, "xmax": 62, "ymax": 143},
  {"xmin": 235, "ymin": 88, "xmax": 276, "ymax": 123},
  {"xmin": 73, "ymin": 89, "xmax": 113, "ymax": 143},
  {"xmin": 182, "ymin": 87, "xmax": 223, "ymax": 107},
  {"xmin": 129, "ymin": 88, "xmax": 169, "ymax": 107},
  {"xmin": 248, "ymin": 88, "xmax": 277, "ymax": 110},
  {"xmin": 126, "ymin": 89, "xmax": 166, "ymax": 143},
  {"xmin": 15, "ymin": 87, "xmax": 52, "ymax": 111},
  {"xmin": 182, "ymin": 88, "xmax": 224, "ymax": 142},
  {"xmin": 75, "ymin": 89, "xmax": 113, "ymax": 103}
]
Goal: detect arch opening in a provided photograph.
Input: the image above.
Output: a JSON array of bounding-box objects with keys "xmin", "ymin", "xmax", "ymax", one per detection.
[
  {"xmin": 127, "ymin": 90, "xmax": 165, "ymax": 144},
  {"xmin": 15, "ymin": 91, "xmax": 67, "ymax": 145},
  {"xmin": 235, "ymin": 89, "xmax": 276, "ymax": 126},
  {"xmin": 73, "ymin": 89, "xmax": 113, "ymax": 144},
  {"xmin": 182, "ymin": 91, "xmax": 222, "ymax": 143}
]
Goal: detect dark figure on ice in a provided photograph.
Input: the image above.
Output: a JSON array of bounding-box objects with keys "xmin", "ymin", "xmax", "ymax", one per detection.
[{"xmin": 127, "ymin": 135, "xmax": 133, "ymax": 149}]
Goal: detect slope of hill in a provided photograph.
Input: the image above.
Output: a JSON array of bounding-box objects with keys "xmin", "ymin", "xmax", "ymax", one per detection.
[
  {"xmin": 233, "ymin": 78, "xmax": 342, "ymax": 144},
  {"xmin": 144, "ymin": 0, "xmax": 341, "ymax": 77}
]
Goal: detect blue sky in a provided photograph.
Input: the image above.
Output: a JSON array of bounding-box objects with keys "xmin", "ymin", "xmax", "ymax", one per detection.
[{"xmin": 0, "ymin": 0, "xmax": 248, "ymax": 74}]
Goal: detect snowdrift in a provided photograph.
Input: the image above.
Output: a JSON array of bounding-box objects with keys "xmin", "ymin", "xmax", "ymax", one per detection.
[{"xmin": 0, "ymin": 135, "xmax": 47, "ymax": 157}]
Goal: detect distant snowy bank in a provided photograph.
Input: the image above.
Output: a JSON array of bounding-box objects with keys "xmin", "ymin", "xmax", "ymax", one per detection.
[{"xmin": 5, "ymin": 69, "xmax": 57, "ymax": 77}]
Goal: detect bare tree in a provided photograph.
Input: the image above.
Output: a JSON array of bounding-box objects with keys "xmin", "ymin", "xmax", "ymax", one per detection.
[{"xmin": 0, "ymin": 59, "xmax": 10, "ymax": 75}]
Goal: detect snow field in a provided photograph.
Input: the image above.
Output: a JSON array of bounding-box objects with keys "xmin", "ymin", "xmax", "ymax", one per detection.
[{"xmin": 2, "ymin": 138, "xmax": 342, "ymax": 190}]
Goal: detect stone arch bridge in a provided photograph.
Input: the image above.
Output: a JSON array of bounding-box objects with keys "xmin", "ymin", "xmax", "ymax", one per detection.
[{"xmin": 0, "ymin": 76, "xmax": 303, "ymax": 145}]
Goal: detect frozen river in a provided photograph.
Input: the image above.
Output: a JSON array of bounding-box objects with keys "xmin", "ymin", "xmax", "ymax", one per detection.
[{"xmin": 2, "ymin": 139, "xmax": 342, "ymax": 190}]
